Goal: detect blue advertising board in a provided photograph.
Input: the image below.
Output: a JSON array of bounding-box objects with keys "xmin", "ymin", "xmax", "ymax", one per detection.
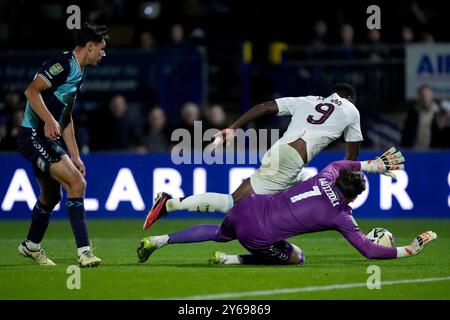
[
  {"xmin": 0, "ymin": 49, "xmax": 205, "ymax": 123},
  {"xmin": 0, "ymin": 151, "xmax": 449, "ymax": 219},
  {"xmin": 406, "ymin": 44, "xmax": 450, "ymax": 99}
]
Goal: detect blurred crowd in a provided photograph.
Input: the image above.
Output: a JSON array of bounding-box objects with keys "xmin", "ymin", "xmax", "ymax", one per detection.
[
  {"xmin": 1, "ymin": 84, "xmax": 449, "ymax": 153},
  {"xmin": 298, "ymin": 21, "xmax": 433, "ymax": 62},
  {"xmin": 0, "ymin": 1, "xmax": 445, "ymax": 50},
  {"xmin": 0, "ymin": 1, "xmax": 449, "ymax": 153},
  {"xmin": 0, "ymin": 90, "xmax": 230, "ymax": 153}
]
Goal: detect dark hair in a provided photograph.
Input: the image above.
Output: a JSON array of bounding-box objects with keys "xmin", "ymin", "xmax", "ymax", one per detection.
[
  {"xmin": 417, "ymin": 84, "xmax": 432, "ymax": 93},
  {"xmin": 335, "ymin": 170, "xmax": 366, "ymax": 200},
  {"xmin": 75, "ymin": 22, "xmax": 109, "ymax": 47},
  {"xmin": 332, "ymin": 83, "xmax": 356, "ymax": 103}
]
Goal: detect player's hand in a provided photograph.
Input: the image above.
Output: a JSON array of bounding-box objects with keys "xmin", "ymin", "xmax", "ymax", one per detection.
[
  {"xmin": 402, "ymin": 231, "xmax": 437, "ymax": 256},
  {"xmin": 212, "ymin": 128, "xmax": 235, "ymax": 148},
  {"xmin": 71, "ymin": 156, "xmax": 86, "ymax": 177},
  {"xmin": 44, "ymin": 118, "xmax": 61, "ymax": 140},
  {"xmin": 361, "ymin": 147, "xmax": 405, "ymax": 178}
]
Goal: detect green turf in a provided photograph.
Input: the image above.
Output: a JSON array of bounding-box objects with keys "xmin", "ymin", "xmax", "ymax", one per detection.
[{"xmin": 0, "ymin": 219, "xmax": 449, "ymax": 300}]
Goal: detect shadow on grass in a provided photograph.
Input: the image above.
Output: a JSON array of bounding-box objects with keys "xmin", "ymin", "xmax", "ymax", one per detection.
[{"xmin": 0, "ymin": 254, "xmax": 432, "ymax": 269}]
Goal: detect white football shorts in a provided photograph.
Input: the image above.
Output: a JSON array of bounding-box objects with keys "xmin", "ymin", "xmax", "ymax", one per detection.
[{"xmin": 250, "ymin": 143, "xmax": 309, "ymax": 194}]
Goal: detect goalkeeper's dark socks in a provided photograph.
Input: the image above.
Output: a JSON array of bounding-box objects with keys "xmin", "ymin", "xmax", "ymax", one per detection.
[
  {"xmin": 26, "ymin": 200, "xmax": 53, "ymax": 245},
  {"xmin": 67, "ymin": 198, "xmax": 90, "ymax": 248}
]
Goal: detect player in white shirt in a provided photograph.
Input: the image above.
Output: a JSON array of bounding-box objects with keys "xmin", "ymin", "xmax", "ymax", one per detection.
[{"xmin": 143, "ymin": 83, "xmax": 363, "ymax": 229}]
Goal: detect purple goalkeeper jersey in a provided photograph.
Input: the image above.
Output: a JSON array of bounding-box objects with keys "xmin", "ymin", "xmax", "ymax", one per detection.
[{"xmin": 244, "ymin": 160, "xmax": 397, "ymax": 259}]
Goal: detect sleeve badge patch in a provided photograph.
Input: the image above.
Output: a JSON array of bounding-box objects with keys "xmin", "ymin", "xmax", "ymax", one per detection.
[{"xmin": 49, "ymin": 63, "xmax": 64, "ymax": 75}]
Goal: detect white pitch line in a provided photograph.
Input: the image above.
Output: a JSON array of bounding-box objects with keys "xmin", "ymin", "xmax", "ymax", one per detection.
[{"xmin": 165, "ymin": 276, "xmax": 450, "ymax": 300}]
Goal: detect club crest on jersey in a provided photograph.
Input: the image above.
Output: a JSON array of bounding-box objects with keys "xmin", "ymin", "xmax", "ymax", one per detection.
[{"xmin": 49, "ymin": 63, "xmax": 64, "ymax": 75}]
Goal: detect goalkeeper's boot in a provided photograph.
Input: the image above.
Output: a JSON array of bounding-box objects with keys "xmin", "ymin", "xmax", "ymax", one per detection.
[
  {"xmin": 143, "ymin": 192, "xmax": 171, "ymax": 230},
  {"xmin": 137, "ymin": 236, "xmax": 158, "ymax": 263},
  {"xmin": 18, "ymin": 241, "xmax": 56, "ymax": 266},
  {"xmin": 208, "ymin": 251, "xmax": 228, "ymax": 265},
  {"xmin": 78, "ymin": 250, "xmax": 101, "ymax": 267}
]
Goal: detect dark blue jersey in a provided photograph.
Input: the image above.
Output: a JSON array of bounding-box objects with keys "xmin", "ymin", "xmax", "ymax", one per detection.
[{"xmin": 22, "ymin": 51, "xmax": 85, "ymax": 129}]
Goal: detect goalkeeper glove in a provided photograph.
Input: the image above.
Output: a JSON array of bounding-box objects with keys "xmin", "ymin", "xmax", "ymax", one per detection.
[
  {"xmin": 396, "ymin": 231, "xmax": 438, "ymax": 258},
  {"xmin": 360, "ymin": 147, "xmax": 405, "ymax": 178}
]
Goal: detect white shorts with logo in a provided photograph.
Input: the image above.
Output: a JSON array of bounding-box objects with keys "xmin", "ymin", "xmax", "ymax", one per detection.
[{"xmin": 250, "ymin": 143, "xmax": 311, "ymax": 195}]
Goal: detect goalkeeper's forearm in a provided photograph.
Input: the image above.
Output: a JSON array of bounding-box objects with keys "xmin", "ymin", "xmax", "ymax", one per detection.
[
  {"xmin": 396, "ymin": 246, "xmax": 416, "ymax": 258},
  {"xmin": 359, "ymin": 159, "xmax": 386, "ymax": 173},
  {"xmin": 344, "ymin": 160, "xmax": 380, "ymax": 173}
]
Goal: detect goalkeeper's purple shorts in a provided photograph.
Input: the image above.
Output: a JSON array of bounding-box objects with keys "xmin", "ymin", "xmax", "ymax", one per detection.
[{"xmin": 216, "ymin": 195, "xmax": 299, "ymax": 264}]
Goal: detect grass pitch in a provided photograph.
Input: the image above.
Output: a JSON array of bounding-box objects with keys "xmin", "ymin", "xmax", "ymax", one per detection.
[{"xmin": 0, "ymin": 218, "xmax": 449, "ymax": 300}]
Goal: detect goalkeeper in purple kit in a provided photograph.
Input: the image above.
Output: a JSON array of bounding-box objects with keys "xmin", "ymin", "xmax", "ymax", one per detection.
[{"xmin": 137, "ymin": 148, "xmax": 437, "ymax": 265}]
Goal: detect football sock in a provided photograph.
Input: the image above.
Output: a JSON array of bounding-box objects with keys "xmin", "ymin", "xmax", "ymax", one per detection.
[
  {"xmin": 168, "ymin": 224, "xmax": 220, "ymax": 243},
  {"xmin": 166, "ymin": 193, "xmax": 233, "ymax": 213},
  {"xmin": 222, "ymin": 255, "xmax": 243, "ymax": 265},
  {"xmin": 153, "ymin": 235, "xmax": 170, "ymax": 248},
  {"xmin": 67, "ymin": 198, "xmax": 90, "ymax": 248},
  {"xmin": 77, "ymin": 246, "xmax": 91, "ymax": 256},
  {"xmin": 25, "ymin": 240, "xmax": 40, "ymax": 251},
  {"xmin": 26, "ymin": 200, "xmax": 53, "ymax": 244}
]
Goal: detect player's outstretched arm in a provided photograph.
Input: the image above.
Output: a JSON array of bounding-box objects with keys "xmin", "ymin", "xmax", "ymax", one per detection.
[
  {"xmin": 396, "ymin": 231, "xmax": 438, "ymax": 258},
  {"xmin": 344, "ymin": 141, "xmax": 361, "ymax": 161},
  {"xmin": 213, "ymin": 101, "xmax": 279, "ymax": 147},
  {"xmin": 338, "ymin": 227, "xmax": 398, "ymax": 260},
  {"xmin": 360, "ymin": 147, "xmax": 405, "ymax": 178},
  {"xmin": 229, "ymin": 101, "xmax": 279, "ymax": 130}
]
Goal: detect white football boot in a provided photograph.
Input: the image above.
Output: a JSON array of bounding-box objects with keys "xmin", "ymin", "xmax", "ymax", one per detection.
[
  {"xmin": 78, "ymin": 250, "xmax": 101, "ymax": 267},
  {"xmin": 18, "ymin": 241, "xmax": 56, "ymax": 266}
]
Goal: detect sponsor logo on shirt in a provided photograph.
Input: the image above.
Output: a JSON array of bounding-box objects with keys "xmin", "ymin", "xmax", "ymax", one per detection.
[{"xmin": 49, "ymin": 63, "xmax": 64, "ymax": 75}]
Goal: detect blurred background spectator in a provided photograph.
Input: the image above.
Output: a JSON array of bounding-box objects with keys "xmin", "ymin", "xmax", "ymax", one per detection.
[
  {"xmin": 167, "ymin": 22, "xmax": 195, "ymax": 55},
  {"xmin": 179, "ymin": 102, "xmax": 201, "ymax": 133},
  {"xmin": 139, "ymin": 30, "xmax": 157, "ymax": 50},
  {"xmin": 420, "ymin": 32, "xmax": 435, "ymax": 43},
  {"xmin": 204, "ymin": 104, "xmax": 227, "ymax": 130},
  {"xmin": 431, "ymin": 101, "xmax": 450, "ymax": 148},
  {"xmin": 91, "ymin": 94, "xmax": 142, "ymax": 151},
  {"xmin": 137, "ymin": 107, "xmax": 170, "ymax": 153},
  {"xmin": 307, "ymin": 19, "xmax": 329, "ymax": 59},
  {"xmin": 0, "ymin": 109, "xmax": 24, "ymax": 151},
  {"xmin": 365, "ymin": 30, "xmax": 389, "ymax": 62},
  {"xmin": 0, "ymin": 91, "xmax": 24, "ymax": 147},
  {"xmin": 4, "ymin": 91, "xmax": 22, "ymax": 113},
  {"xmin": 170, "ymin": 23, "xmax": 185, "ymax": 45},
  {"xmin": 402, "ymin": 26, "xmax": 415, "ymax": 44},
  {"xmin": 401, "ymin": 85, "xmax": 440, "ymax": 150},
  {"xmin": 334, "ymin": 24, "xmax": 355, "ymax": 60}
]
